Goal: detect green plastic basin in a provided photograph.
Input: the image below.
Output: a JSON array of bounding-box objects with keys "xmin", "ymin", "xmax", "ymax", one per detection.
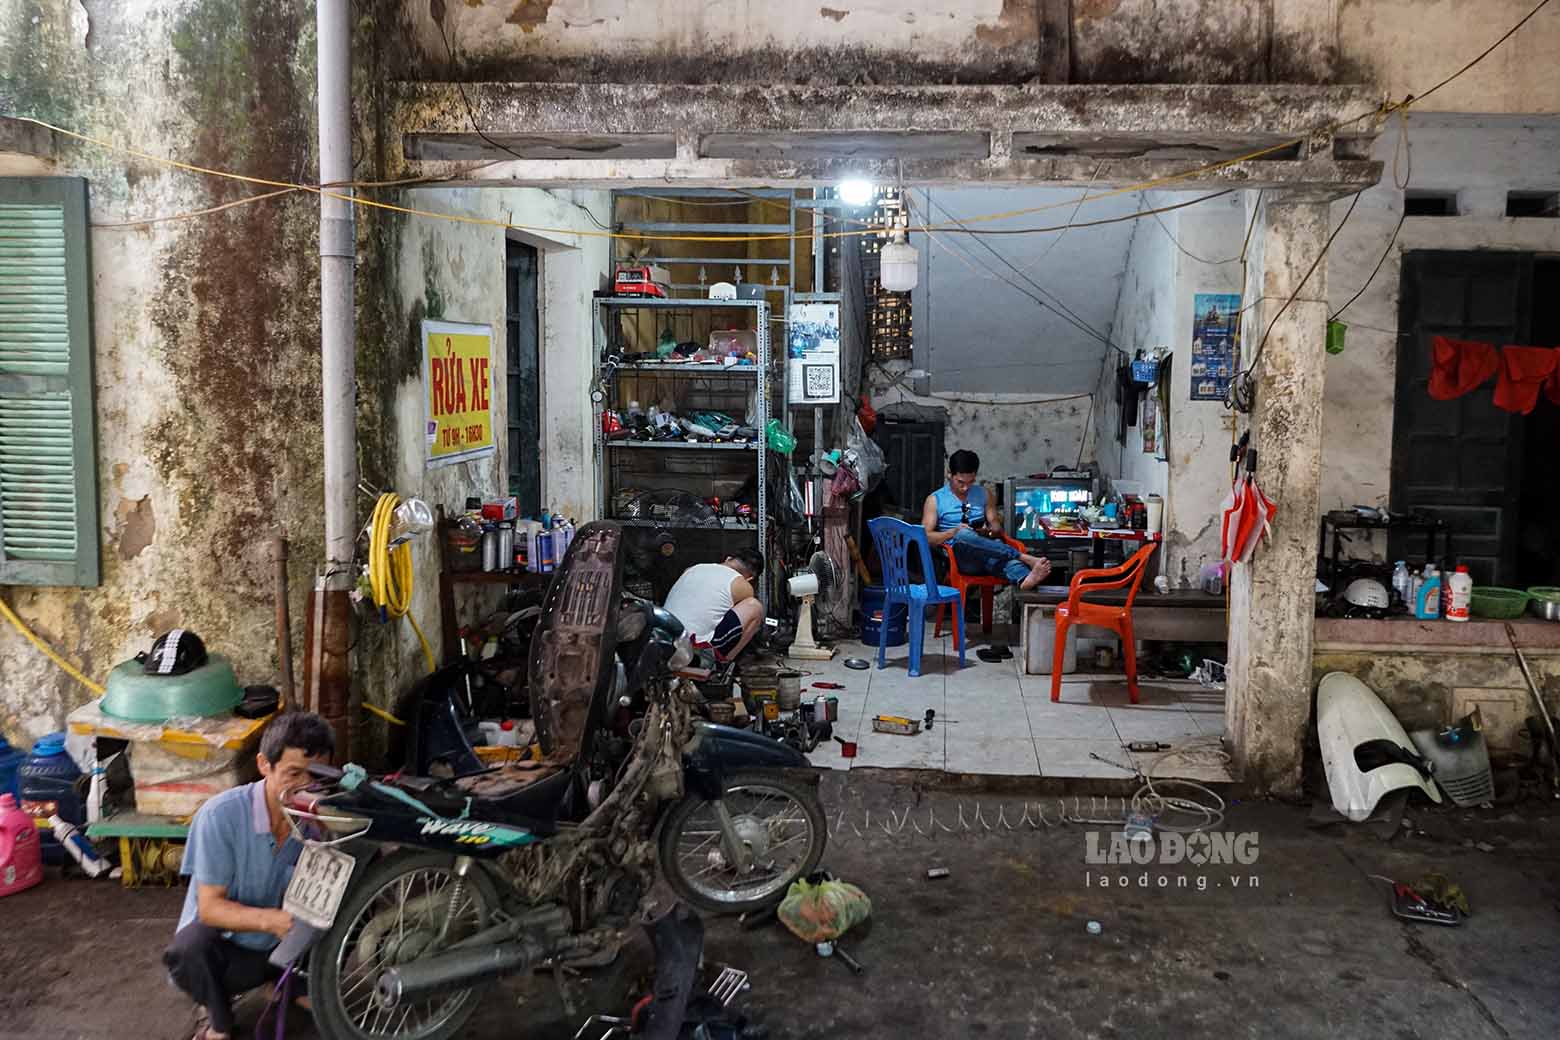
[{"xmin": 100, "ymin": 654, "xmax": 243, "ymax": 722}]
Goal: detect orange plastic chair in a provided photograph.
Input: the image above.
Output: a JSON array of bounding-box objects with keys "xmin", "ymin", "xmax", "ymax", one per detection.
[
  {"xmin": 934, "ymin": 531, "xmax": 1030, "ymax": 637},
  {"xmin": 1049, "ymin": 543, "xmax": 1159, "ymax": 704}
]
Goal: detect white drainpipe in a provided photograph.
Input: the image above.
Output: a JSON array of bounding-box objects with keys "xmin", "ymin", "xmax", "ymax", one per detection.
[{"xmin": 317, "ymin": 0, "xmax": 356, "ymax": 590}]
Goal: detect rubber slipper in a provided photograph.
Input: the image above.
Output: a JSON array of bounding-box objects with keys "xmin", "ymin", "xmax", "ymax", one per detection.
[{"xmin": 976, "ymin": 648, "xmax": 1006, "ymax": 664}]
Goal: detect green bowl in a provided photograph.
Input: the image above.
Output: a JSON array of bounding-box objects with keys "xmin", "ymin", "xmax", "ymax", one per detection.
[
  {"xmin": 1528, "ymin": 586, "xmax": 1560, "ymax": 605},
  {"xmin": 1469, "ymin": 587, "xmax": 1531, "ymax": 620},
  {"xmin": 100, "ymin": 654, "xmax": 243, "ymax": 722}
]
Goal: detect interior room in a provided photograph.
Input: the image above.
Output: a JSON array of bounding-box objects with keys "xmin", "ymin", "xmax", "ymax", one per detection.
[{"xmin": 596, "ymin": 183, "xmax": 1244, "ymax": 782}]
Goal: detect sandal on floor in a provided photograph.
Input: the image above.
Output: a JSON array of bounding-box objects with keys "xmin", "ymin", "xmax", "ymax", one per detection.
[{"xmin": 976, "ymin": 647, "xmax": 1006, "ymax": 663}]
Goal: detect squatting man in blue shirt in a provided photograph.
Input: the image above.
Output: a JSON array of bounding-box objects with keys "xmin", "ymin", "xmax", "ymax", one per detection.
[
  {"xmin": 163, "ymin": 711, "xmax": 335, "ymax": 1040},
  {"xmin": 922, "ymin": 449, "xmax": 1052, "ymax": 589}
]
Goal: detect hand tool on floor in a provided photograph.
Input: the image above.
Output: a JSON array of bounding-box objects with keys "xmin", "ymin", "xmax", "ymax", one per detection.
[
  {"xmin": 924, "ymin": 709, "xmax": 935, "ymax": 730},
  {"xmin": 872, "ymin": 714, "xmax": 921, "ymax": 736},
  {"xmin": 1089, "ymin": 751, "xmax": 1138, "ymax": 773},
  {"xmin": 816, "ymin": 941, "xmax": 864, "ymax": 975},
  {"xmin": 1124, "ymin": 741, "xmax": 1172, "ymax": 752},
  {"xmin": 834, "ymin": 735, "xmax": 857, "ymax": 758},
  {"xmin": 1505, "ymin": 622, "xmax": 1560, "ymax": 795},
  {"xmin": 813, "ymin": 681, "xmax": 845, "ymax": 690}
]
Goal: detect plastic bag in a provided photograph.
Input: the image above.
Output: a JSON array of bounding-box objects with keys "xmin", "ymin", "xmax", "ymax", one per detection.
[
  {"xmin": 765, "ymin": 418, "xmax": 796, "ymax": 455},
  {"xmin": 845, "ymin": 417, "xmax": 885, "ymax": 492},
  {"xmin": 777, "ymin": 877, "xmax": 872, "ymax": 943}
]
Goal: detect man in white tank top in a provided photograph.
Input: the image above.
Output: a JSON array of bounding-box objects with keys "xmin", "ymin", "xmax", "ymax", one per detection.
[{"xmin": 662, "ymin": 548, "xmax": 766, "ymax": 661}]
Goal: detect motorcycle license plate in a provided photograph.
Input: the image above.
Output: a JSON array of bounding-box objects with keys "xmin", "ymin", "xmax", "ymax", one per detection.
[{"xmin": 284, "ymin": 842, "xmax": 355, "ymax": 930}]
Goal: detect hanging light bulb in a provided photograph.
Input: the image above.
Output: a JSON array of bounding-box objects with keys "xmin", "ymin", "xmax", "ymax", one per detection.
[
  {"xmin": 879, "ymin": 218, "xmax": 918, "ymax": 292},
  {"xmin": 837, "ymin": 179, "xmax": 875, "ymax": 207}
]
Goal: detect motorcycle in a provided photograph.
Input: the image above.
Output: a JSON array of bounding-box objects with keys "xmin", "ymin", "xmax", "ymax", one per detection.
[{"xmin": 280, "ymin": 521, "xmax": 827, "ymax": 1040}]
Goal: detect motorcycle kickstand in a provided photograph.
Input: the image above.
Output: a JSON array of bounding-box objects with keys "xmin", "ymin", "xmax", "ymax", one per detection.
[{"xmin": 711, "ymin": 800, "xmax": 756, "ymax": 874}]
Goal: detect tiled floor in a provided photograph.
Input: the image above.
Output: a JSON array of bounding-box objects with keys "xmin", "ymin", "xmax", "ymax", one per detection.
[{"xmin": 784, "ymin": 626, "xmax": 1232, "ymax": 781}]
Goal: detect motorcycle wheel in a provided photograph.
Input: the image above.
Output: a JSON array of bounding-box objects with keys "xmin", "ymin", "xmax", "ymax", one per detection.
[
  {"xmin": 658, "ymin": 770, "xmax": 827, "ymax": 913},
  {"xmin": 312, "ymin": 851, "xmax": 500, "ymax": 1040}
]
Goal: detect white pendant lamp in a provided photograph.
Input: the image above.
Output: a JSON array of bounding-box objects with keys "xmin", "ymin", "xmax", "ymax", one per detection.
[{"xmin": 879, "ymin": 224, "xmax": 918, "ymax": 292}]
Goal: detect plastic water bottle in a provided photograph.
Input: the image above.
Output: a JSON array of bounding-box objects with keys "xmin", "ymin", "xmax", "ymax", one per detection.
[{"xmin": 1391, "ymin": 561, "xmax": 1410, "ymax": 606}]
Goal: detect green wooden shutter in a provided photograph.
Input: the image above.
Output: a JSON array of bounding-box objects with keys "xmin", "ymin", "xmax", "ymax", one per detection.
[{"xmin": 0, "ymin": 177, "xmax": 99, "ymax": 587}]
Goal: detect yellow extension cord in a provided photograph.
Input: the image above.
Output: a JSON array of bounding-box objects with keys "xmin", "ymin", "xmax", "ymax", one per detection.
[
  {"xmin": 0, "ymin": 596, "xmax": 105, "ymax": 695},
  {"xmin": 368, "ymin": 491, "xmax": 436, "ymax": 679},
  {"xmin": 0, "ymin": 496, "xmax": 433, "ymax": 710}
]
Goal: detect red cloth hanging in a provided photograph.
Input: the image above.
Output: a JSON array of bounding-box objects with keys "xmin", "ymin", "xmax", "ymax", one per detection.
[
  {"xmin": 1492, "ymin": 345, "xmax": 1558, "ymax": 414},
  {"xmin": 1428, "ymin": 336, "xmax": 1499, "ymax": 400},
  {"xmin": 1546, "ymin": 349, "xmax": 1560, "ymax": 407}
]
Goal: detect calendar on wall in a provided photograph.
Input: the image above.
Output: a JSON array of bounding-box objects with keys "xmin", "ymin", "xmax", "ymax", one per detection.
[{"xmin": 786, "ymin": 302, "xmax": 841, "ymax": 405}]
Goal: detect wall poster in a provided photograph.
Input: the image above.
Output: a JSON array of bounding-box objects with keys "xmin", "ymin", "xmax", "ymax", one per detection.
[
  {"xmin": 1189, "ymin": 293, "xmax": 1242, "ymax": 401},
  {"xmin": 786, "ymin": 301, "xmax": 841, "ymax": 405},
  {"xmin": 422, "ymin": 320, "xmax": 497, "ymax": 467}
]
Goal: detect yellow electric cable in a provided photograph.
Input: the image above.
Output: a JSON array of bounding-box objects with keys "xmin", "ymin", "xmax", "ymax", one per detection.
[
  {"xmin": 363, "ymin": 702, "xmax": 407, "ymax": 727},
  {"xmin": 367, "ymin": 492, "xmax": 436, "ymax": 675},
  {"xmin": 0, "ymin": 596, "xmax": 105, "ymax": 695}
]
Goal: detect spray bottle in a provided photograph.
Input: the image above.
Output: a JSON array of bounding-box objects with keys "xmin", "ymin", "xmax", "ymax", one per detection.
[{"xmin": 49, "ymin": 814, "xmax": 110, "ymax": 878}]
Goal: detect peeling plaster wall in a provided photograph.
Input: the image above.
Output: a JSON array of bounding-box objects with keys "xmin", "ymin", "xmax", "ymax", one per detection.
[
  {"xmin": 866, "ymin": 359, "xmax": 1096, "ymax": 488},
  {"xmin": 358, "ymin": 185, "xmax": 610, "ymax": 714},
  {"xmin": 397, "ymin": 0, "xmax": 1560, "ymax": 113},
  {"xmin": 1096, "ymin": 192, "xmax": 1251, "ymax": 582},
  {"xmin": 0, "ymin": 0, "xmax": 327, "ymax": 744},
  {"xmin": 1320, "ymin": 115, "xmax": 1560, "ymax": 561}
]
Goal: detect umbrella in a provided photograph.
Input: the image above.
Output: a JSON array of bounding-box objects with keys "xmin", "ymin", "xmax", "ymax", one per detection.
[{"xmin": 1222, "ymin": 446, "xmax": 1275, "ymax": 565}]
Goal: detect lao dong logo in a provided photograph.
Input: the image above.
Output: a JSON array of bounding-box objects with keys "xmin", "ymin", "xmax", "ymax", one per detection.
[{"xmin": 1086, "ymin": 830, "xmax": 1259, "ymax": 866}]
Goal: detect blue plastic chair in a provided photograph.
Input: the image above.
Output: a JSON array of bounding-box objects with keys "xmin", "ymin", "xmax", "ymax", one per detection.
[{"xmin": 866, "ymin": 516, "xmax": 966, "ymax": 677}]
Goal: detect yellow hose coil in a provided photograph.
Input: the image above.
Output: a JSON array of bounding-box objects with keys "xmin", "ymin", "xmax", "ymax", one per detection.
[{"xmin": 367, "ymin": 492, "xmax": 435, "ymax": 676}]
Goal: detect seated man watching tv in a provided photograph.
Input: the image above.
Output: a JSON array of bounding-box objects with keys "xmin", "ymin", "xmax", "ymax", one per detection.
[{"xmin": 922, "ymin": 449, "xmax": 1052, "ymax": 590}]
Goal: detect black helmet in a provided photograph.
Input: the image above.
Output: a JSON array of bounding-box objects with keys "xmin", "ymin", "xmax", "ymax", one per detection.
[{"xmin": 140, "ymin": 629, "xmax": 210, "ymax": 676}]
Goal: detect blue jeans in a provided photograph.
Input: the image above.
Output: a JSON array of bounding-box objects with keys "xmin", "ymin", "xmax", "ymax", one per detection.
[{"xmin": 948, "ymin": 527, "xmax": 1030, "ymax": 584}]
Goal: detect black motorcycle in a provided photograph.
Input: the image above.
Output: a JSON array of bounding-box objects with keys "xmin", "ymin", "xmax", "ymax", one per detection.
[{"xmin": 281, "ymin": 521, "xmax": 826, "ymax": 1040}]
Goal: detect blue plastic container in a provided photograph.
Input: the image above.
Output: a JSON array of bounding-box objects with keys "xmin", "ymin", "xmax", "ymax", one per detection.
[
  {"xmin": 860, "ymin": 585, "xmax": 908, "ymax": 648},
  {"xmin": 0, "ymin": 735, "xmax": 24, "ymax": 803},
  {"xmin": 19, "ymin": 732, "xmax": 83, "ymax": 865}
]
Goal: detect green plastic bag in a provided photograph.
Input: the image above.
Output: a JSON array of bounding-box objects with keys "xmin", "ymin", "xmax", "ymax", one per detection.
[
  {"xmin": 777, "ymin": 877, "xmax": 872, "ymax": 943},
  {"xmin": 765, "ymin": 418, "xmax": 796, "ymax": 455}
]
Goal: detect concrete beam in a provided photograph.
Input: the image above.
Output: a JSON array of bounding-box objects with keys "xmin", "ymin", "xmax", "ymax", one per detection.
[
  {"xmin": 393, "ymin": 82, "xmax": 1380, "ymax": 136},
  {"xmin": 396, "ymin": 154, "xmax": 1380, "ymax": 194},
  {"xmin": 1227, "ymin": 195, "xmax": 1333, "ymax": 797}
]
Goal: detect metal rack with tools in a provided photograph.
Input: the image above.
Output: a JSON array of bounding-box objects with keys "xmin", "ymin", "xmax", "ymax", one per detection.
[{"xmin": 593, "ymin": 297, "xmax": 776, "ymax": 606}]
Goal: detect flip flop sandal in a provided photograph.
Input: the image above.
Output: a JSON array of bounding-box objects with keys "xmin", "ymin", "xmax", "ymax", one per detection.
[{"xmin": 976, "ymin": 648, "xmax": 1006, "ymax": 664}]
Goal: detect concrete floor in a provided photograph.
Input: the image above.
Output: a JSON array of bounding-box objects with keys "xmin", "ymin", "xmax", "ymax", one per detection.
[
  {"xmin": 3, "ymin": 771, "xmax": 1557, "ymax": 1040},
  {"xmin": 795, "ymin": 628, "xmax": 1233, "ymax": 782}
]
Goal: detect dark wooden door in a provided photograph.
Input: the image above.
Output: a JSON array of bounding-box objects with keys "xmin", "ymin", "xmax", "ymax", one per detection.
[
  {"xmin": 1390, "ymin": 251, "xmax": 1531, "ymax": 585},
  {"xmin": 506, "ymin": 240, "xmax": 541, "ymax": 510},
  {"xmin": 874, "ymin": 420, "xmax": 945, "ymax": 515}
]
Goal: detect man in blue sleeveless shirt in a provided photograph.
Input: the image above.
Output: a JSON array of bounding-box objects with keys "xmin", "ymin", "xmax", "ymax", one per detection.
[{"xmin": 921, "ymin": 449, "xmax": 1052, "ymax": 590}]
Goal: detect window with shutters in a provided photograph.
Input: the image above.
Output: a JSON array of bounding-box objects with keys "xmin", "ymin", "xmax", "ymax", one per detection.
[{"xmin": 0, "ymin": 178, "xmax": 100, "ymax": 587}]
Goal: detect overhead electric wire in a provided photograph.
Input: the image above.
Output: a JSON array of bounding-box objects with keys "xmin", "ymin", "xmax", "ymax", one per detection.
[
  {"xmin": 6, "ymin": 0, "xmax": 1550, "ymax": 245},
  {"xmin": 919, "ymin": 189, "xmax": 1130, "ymax": 356}
]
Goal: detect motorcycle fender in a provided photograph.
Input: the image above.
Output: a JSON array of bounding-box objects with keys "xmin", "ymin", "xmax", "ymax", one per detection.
[{"xmin": 682, "ymin": 721, "xmax": 815, "ymax": 801}]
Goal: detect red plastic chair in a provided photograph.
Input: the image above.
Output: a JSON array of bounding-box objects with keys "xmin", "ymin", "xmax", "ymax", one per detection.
[
  {"xmin": 1050, "ymin": 543, "xmax": 1159, "ymax": 704},
  {"xmin": 934, "ymin": 532, "xmax": 1030, "ymax": 637}
]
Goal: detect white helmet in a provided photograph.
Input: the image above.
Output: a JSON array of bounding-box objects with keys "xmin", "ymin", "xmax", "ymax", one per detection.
[{"xmin": 1343, "ymin": 578, "xmax": 1389, "ymax": 610}]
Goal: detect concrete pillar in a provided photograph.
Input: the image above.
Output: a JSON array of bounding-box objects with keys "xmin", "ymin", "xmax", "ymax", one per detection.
[{"xmin": 1227, "ymin": 195, "xmax": 1331, "ymax": 796}]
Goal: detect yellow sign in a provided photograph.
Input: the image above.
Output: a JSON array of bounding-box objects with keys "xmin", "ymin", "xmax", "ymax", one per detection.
[{"xmin": 422, "ymin": 320, "xmax": 496, "ymax": 466}]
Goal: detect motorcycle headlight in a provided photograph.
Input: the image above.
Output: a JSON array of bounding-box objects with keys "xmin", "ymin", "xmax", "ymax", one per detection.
[{"xmin": 668, "ymin": 634, "xmax": 695, "ymax": 671}]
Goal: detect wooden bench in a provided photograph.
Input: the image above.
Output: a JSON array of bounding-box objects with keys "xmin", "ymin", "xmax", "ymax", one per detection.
[{"xmin": 1016, "ymin": 586, "xmax": 1226, "ymax": 675}]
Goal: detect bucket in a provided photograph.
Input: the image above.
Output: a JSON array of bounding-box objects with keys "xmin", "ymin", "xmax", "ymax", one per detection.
[
  {"xmin": 776, "ymin": 671, "xmax": 804, "ymax": 710},
  {"xmin": 19, "ymin": 732, "xmax": 82, "ymax": 866},
  {"xmin": 0, "ymin": 736, "xmax": 24, "ymax": 803},
  {"xmin": 859, "ymin": 586, "xmax": 908, "ymax": 647}
]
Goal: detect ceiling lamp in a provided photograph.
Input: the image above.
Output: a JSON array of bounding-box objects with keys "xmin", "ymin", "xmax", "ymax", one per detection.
[
  {"xmin": 879, "ymin": 222, "xmax": 917, "ymax": 292},
  {"xmin": 837, "ymin": 179, "xmax": 875, "ymax": 207}
]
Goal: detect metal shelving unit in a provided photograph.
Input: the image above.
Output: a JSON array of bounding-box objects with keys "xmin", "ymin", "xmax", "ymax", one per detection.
[{"xmin": 593, "ymin": 297, "xmax": 774, "ymax": 605}]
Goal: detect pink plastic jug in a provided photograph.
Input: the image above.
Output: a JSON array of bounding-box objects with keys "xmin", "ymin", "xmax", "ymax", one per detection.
[{"xmin": 0, "ymin": 792, "xmax": 44, "ymax": 897}]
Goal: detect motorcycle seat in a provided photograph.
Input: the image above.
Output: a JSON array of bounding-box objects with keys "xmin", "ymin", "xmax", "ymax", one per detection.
[{"xmin": 449, "ymin": 756, "xmax": 578, "ymax": 830}]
